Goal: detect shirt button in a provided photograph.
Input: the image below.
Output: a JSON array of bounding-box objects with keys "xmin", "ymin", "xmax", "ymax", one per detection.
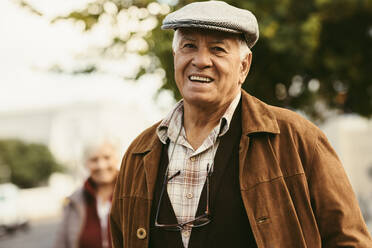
[
  {"xmin": 190, "ymin": 157, "xmax": 196, "ymax": 162},
  {"xmin": 186, "ymin": 192, "xmax": 193, "ymax": 199},
  {"xmin": 183, "ymin": 230, "xmax": 191, "ymax": 237}
]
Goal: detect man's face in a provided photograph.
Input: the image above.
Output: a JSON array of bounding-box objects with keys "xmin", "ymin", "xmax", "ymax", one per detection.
[
  {"xmin": 173, "ymin": 28, "xmax": 251, "ymax": 109},
  {"xmin": 86, "ymin": 143, "xmax": 119, "ymax": 186}
]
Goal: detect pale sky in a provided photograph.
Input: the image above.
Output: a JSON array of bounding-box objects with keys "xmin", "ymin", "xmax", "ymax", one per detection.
[{"xmin": 0, "ymin": 0, "xmax": 173, "ymax": 117}]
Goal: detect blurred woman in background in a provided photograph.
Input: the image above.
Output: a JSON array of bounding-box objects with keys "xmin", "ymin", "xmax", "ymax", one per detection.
[{"xmin": 54, "ymin": 138, "xmax": 120, "ymax": 248}]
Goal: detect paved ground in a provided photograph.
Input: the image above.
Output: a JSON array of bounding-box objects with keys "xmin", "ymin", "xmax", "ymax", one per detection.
[{"xmin": 0, "ymin": 217, "xmax": 59, "ymax": 248}]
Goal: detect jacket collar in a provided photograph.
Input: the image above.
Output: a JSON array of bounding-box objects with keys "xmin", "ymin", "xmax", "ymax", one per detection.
[
  {"xmin": 240, "ymin": 90, "xmax": 280, "ymax": 136},
  {"xmin": 132, "ymin": 89, "xmax": 280, "ymax": 155},
  {"xmin": 132, "ymin": 126, "xmax": 162, "ymax": 155}
]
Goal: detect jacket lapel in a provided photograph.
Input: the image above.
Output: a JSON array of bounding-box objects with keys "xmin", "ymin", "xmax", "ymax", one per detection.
[{"xmin": 239, "ymin": 90, "xmax": 281, "ymax": 190}]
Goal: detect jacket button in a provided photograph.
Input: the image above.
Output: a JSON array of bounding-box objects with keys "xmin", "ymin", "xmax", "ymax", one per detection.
[{"xmin": 136, "ymin": 227, "xmax": 147, "ymax": 240}]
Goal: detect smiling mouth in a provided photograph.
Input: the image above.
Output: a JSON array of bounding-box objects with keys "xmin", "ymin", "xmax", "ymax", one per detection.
[{"xmin": 189, "ymin": 75, "xmax": 213, "ymax": 83}]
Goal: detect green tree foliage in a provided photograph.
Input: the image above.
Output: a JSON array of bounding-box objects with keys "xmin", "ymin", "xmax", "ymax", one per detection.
[
  {"xmin": 0, "ymin": 139, "xmax": 63, "ymax": 188},
  {"xmin": 20, "ymin": 0, "xmax": 372, "ymax": 121}
]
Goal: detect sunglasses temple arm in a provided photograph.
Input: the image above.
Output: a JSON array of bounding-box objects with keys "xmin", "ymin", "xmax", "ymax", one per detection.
[
  {"xmin": 155, "ymin": 166, "xmax": 171, "ymax": 224},
  {"xmin": 168, "ymin": 170, "xmax": 181, "ymax": 181},
  {"xmin": 206, "ymin": 165, "xmax": 210, "ymax": 214}
]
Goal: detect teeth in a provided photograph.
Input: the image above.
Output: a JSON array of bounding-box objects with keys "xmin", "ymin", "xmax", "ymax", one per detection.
[{"xmin": 189, "ymin": 75, "xmax": 212, "ymax": 82}]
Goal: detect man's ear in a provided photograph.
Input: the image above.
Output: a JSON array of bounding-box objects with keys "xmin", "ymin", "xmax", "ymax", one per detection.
[{"xmin": 239, "ymin": 52, "xmax": 252, "ymax": 85}]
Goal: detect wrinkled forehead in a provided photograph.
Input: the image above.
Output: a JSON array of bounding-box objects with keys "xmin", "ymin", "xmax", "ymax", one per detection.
[{"xmin": 177, "ymin": 27, "xmax": 243, "ymax": 43}]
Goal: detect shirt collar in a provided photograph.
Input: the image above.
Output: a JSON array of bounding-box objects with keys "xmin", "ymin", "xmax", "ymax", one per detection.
[
  {"xmin": 156, "ymin": 99, "xmax": 184, "ymax": 144},
  {"xmin": 156, "ymin": 92, "xmax": 241, "ymax": 144},
  {"xmin": 218, "ymin": 91, "xmax": 241, "ymax": 137}
]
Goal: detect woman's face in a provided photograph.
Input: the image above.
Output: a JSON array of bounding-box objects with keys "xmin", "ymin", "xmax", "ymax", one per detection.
[{"xmin": 85, "ymin": 142, "xmax": 119, "ymax": 186}]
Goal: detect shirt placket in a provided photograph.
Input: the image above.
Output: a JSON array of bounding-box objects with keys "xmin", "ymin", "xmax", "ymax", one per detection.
[{"xmin": 182, "ymin": 131, "xmax": 219, "ymax": 242}]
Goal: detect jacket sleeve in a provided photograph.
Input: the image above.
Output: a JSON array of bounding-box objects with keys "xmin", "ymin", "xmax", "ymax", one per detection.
[
  {"xmin": 53, "ymin": 200, "xmax": 71, "ymax": 248},
  {"xmin": 307, "ymin": 132, "xmax": 372, "ymax": 247}
]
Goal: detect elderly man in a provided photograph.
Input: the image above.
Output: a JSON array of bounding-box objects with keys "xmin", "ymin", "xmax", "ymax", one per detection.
[{"xmin": 110, "ymin": 1, "xmax": 372, "ymax": 247}]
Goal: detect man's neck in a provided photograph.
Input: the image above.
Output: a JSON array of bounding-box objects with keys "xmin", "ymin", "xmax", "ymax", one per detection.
[{"xmin": 182, "ymin": 100, "xmax": 230, "ymax": 150}]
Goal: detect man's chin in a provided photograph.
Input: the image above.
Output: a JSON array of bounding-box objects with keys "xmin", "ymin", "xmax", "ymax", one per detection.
[{"xmin": 183, "ymin": 94, "xmax": 214, "ymax": 105}]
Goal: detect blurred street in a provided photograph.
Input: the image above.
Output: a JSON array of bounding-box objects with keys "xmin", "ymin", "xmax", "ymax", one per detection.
[{"xmin": 0, "ymin": 217, "xmax": 59, "ymax": 248}]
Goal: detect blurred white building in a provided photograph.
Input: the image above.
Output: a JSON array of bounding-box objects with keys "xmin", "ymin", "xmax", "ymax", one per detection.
[
  {"xmin": 321, "ymin": 115, "xmax": 372, "ymax": 197},
  {"xmin": 0, "ymin": 99, "xmax": 165, "ymax": 177}
]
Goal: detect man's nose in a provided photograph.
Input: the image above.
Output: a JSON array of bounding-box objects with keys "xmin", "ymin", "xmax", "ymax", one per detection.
[{"xmin": 192, "ymin": 48, "xmax": 212, "ymax": 69}]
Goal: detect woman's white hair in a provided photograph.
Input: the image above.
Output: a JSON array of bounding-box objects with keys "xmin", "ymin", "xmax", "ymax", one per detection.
[
  {"xmin": 172, "ymin": 29, "xmax": 251, "ymax": 61},
  {"xmin": 82, "ymin": 135, "xmax": 121, "ymax": 163}
]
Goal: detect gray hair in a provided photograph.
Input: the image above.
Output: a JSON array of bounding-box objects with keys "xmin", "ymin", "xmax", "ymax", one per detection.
[
  {"xmin": 172, "ymin": 29, "xmax": 251, "ymax": 61},
  {"xmin": 82, "ymin": 135, "xmax": 121, "ymax": 163}
]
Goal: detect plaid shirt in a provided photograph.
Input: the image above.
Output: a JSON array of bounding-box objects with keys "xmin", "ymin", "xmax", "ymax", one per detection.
[{"xmin": 156, "ymin": 92, "xmax": 241, "ymax": 248}]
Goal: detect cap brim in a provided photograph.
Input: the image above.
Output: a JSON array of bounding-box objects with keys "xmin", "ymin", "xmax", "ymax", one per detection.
[{"xmin": 161, "ymin": 22, "xmax": 241, "ymax": 35}]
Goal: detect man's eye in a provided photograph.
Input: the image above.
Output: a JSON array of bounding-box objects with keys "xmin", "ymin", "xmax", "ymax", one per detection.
[
  {"xmin": 183, "ymin": 43, "xmax": 196, "ymax": 49},
  {"xmin": 212, "ymin": 46, "xmax": 225, "ymax": 52}
]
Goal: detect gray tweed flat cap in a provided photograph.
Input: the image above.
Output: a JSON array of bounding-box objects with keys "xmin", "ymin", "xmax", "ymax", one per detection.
[{"xmin": 161, "ymin": 1, "xmax": 259, "ymax": 48}]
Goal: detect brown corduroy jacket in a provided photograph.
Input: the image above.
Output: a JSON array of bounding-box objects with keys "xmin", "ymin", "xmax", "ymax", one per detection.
[{"xmin": 110, "ymin": 90, "xmax": 372, "ymax": 248}]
